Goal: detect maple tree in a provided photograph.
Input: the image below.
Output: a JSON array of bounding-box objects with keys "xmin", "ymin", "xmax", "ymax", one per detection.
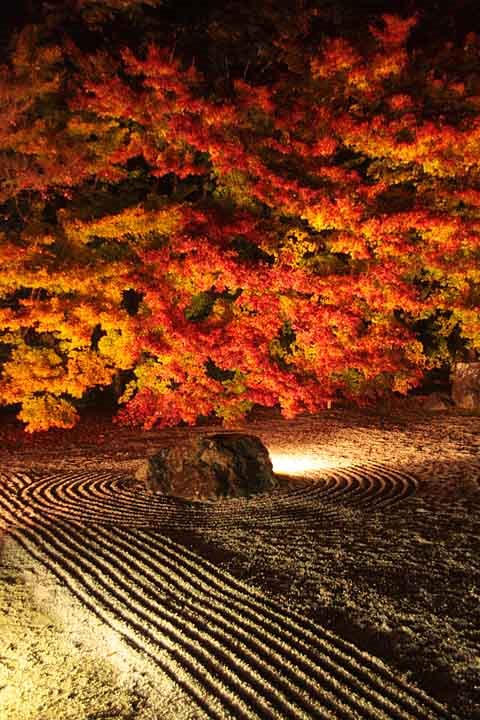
[{"xmin": 0, "ymin": 7, "xmax": 479, "ymax": 431}]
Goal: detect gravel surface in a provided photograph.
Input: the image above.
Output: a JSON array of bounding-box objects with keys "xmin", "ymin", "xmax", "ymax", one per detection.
[{"xmin": 1, "ymin": 407, "xmax": 479, "ymax": 719}]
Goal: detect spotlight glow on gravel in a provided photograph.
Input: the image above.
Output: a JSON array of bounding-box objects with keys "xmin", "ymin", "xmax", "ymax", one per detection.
[{"xmin": 270, "ymin": 452, "xmax": 336, "ymax": 475}]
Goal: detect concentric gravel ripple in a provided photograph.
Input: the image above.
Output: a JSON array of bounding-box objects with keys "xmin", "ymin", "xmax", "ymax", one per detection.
[{"xmin": 0, "ymin": 464, "xmax": 451, "ymax": 719}]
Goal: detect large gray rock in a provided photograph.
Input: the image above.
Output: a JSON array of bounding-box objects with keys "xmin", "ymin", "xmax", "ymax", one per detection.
[
  {"xmin": 135, "ymin": 433, "xmax": 276, "ymax": 500},
  {"xmin": 451, "ymin": 362, "xmax": 480, "ymax": 411}
]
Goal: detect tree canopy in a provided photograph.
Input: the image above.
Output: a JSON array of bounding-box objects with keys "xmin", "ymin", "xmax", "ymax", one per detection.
[{"xmin": 1, "ymin": 1, "xmax": 479, "ymax": 430}]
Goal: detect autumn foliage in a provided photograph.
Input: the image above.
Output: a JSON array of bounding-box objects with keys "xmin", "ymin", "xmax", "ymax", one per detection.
[{"xmin": 1, "ymin": 6, "xmax": 479, "ymax": 431}]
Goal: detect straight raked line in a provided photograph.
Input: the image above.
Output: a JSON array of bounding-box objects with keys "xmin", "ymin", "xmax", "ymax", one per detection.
[
  {"xmin": 0, "ymin": 484, "xmax": 249, "ymax": 720},
  {"xmin": 89, "ymin": 522, "xmax": 383, "ymax": 720},
  {"xmin": 1, "ymin": 476, "xmax": 416, "ymax": 720},
  {"xmin": 113, "ymin": 526, "xmax": 408, "ymax": 718},
  {"xmin": 7, "ymin": 519, "xmax": 255, "ymax": 720},
  {"xmin": 0, "ymin": 468, "xmax": 449, "ymax": 720},
  {"xmin": 0, "ymin": 469, "xmax": 446, "ymax": 719},
  {"xmin": 29, "ymin": 517, "xmax": 345, "ymax": 720},
  {"xmin": 137, "ymin": 529, "xmax": 449, "ymax": 720},
  {"xmin": 103, "ymin": 523, "xmax": 421, "ymax": 720},
  {"xmin": 8, "ymin": 514, "xmax": 324, "ymax": 720}
]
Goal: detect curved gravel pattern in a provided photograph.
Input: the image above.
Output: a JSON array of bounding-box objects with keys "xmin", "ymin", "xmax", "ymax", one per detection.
[{"xmin": 1, "ymin": 409, "xmax": 479, "ymax": 719}]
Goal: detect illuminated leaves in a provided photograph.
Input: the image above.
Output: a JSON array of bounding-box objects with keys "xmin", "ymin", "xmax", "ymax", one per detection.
[
  {"xmin": 0, "ymin": 345, "xmax": 65, "ymax": 402},
  {"xmin": 369, "ymin": 14, "xmax": 418, "ymax": 48},
  {"xmin": 310, "ymin": 39, "xmax": 362, "ymax": 79},
  {"xmin": 0, "ymin": 12, "xmax": 479, "ymax": 430},
  {"xmin": 18, "ymin": 394, "xmax": 79, "ymax": 433},
  {"xmin": 61, "ymin": 204, "xmax": 183, "ymax": 246}
]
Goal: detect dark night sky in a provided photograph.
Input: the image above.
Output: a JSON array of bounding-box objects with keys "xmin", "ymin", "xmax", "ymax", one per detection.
[{"xmin": 1, "ymin": 0, "xmax": 478, "ymax": 42}]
